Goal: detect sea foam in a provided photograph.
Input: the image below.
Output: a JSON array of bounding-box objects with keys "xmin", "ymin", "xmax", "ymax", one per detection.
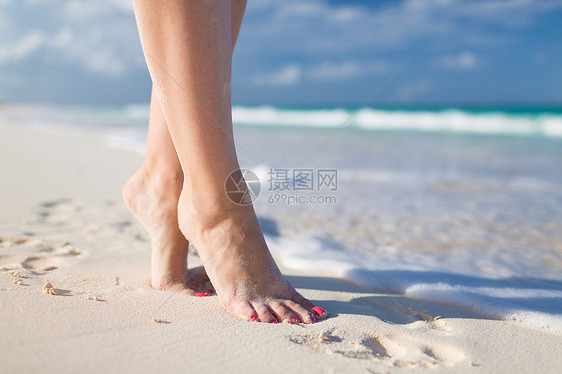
[
  {"xmin": 265, "ymin": 233, "xmax": 562, "ymax": 333},
  {"xmin": 233, "ymin": 106, "xmax": 562, "ymax": 137}
]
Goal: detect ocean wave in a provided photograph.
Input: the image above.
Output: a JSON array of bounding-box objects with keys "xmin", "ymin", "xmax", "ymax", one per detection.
[
  {"xmin": 232, "ymin": 106, "xmax": 562, "ymax": 137},
  {"xmin": 3, "ymin": 104, "xmax": 561, "ymax": 139},
  {"xmin": 265, "ymin": 233, "xmax": 562, "ymax": 333}
]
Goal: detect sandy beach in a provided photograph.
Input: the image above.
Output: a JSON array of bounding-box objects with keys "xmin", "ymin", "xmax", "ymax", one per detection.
[{"xmin": 1, "ymin": 120, "xmax": 561, "ymax": 374}]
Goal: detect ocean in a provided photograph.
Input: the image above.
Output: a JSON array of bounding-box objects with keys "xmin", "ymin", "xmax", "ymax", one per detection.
[{"xmin": 2, "ymin": 104, "xmax": 561, "ymax": 332}]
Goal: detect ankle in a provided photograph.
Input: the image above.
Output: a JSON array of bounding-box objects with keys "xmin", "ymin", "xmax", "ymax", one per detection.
[
  {"xmin": 139, "ymin": 165, "xmax": 183, "ymax": 198},
  {"xmin": 152, "ymin": 241, "xmax": 188, "ymax": 260},
  {"xmin": 180, "ymin": 182, "xmax": 250, "ymax": 220}
]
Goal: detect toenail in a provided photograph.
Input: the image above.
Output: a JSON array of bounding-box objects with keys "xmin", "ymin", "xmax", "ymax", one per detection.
[
  {"xmin": 251, "ymin": 316, "xmax": 257, "ymax": 322},
  {"xmin": 270, "ymin": 320, "xmax": 278, "ymax": 324},
  {"xmin": 312, "ymin": 307, "xmax": 326, "ymax": 317},
  {"xmin": 310, "ymin": 315, "xmax": 317, "ymax": 323},
  {"xmin": 291, "ymin": 317, "xmax": 298, "ymax": 324},
  {"xmin": 208, "ymin": 289, "xmax": 214, "ymax": 294},
  {"xmin": 195, "ymin": 293, "xmax": 209, "ymax": 297}
]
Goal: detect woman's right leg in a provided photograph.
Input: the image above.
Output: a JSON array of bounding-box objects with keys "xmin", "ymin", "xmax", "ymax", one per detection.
[
  {"xmin": 132, "ymin": 0, "xmax": 326, "ymax": 323},
  {"xmin": 123, "ymin": 0, "xmax": 249, "ymax": 295}
]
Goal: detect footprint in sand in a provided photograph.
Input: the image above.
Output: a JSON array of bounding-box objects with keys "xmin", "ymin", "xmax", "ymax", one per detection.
[
  {"xmin": 0, "ymin": 236, "xmax": 43, "ymax": 248},
  {"xmin": 289, "ymin": 329, "xmax": 465, "ymax": 368},
  {"xmin": 0, "ymin": 236, "xmax": 83, "ymax": 273},
  {"xmin": 21, "ymin": 242, "xmax": 82, "ymax": 271},
  {"xmin": 37, "ymin": 198, "xmax": 82, "ymax": 217}
]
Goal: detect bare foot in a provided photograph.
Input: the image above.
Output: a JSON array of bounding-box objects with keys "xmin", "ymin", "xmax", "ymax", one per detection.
[
  {"xmin": 178, "ymin": 190, "xmax": 328, "ymax": 324},
  {"xmin": 123, "ymin": 168, "xmax": 210, "ymax": 295}
]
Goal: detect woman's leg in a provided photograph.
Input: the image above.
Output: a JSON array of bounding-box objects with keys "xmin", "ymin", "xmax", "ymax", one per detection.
[
  {"xmin": 123, "ymin": 0, "xmax": 249, "ymax": 295},
  {"xmin": 123, "ymin": 88, "xmax": 205, "ymax": 294},
  {"xmin": 132, "ymin": 0, "xmax": 326, "ymax": 323}
]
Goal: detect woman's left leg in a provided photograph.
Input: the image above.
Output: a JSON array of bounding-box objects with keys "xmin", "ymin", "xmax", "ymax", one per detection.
[{"xmin": 123, "ymin": 87, "xmax": 210, "ymax": 294}]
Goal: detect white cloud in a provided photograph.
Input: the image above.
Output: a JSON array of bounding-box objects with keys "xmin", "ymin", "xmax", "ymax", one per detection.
[
  {"xmin": 308, "ymin": 60, "xmax": 390, "ymax": 82},
  {"xmin": 2, "ymin": 0, "xmax": 560, "ymax": 78},
  {"xmin": 62, "ymin": 0, "xmax": 133, "ymax": 21},
  {"xmin": 252, "ymin": 64, "xmax": 302, "ymax": 86},
  {"xmin": 533, "ymin": 51, "xmax": 547, "ymax": 65},
  {"xmin": 0, "ymin": 27, "xmax": 134, "ymax": 76},
  {"xmin": 253, "ymin": 59, "xmax": 391, "ymax": 86},
  {"xmin": 50, "ymin": 28, "xmax": 132, "ymax": 76},
  {"xmin": 439, "ymin": 51, "xmax": 480, "ymax": 70},
  {"xmin": 0, "ymin": 31, "xmax": 44, "ymax": 63},
  {"xmin": 398, "ymin": 78, "xmax": 433, "ymax": 100},
  {"xmin": 240, "ymin": 0, "xmax": 562, "ymax": 56},
  {"xmin": 0, "ymin": 0, "xmax": 142, "ymax": 76},
  {"xmin": 0, "ymin": 0, "xmax": 560, "ymax": 103}
]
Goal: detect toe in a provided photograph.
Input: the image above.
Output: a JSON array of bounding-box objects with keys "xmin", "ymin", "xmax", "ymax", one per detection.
[
  {"xmin": 205, "ymin": 283, "xmax": 215, "ymax": 294},
  {"xmin": 311, "ymin": 306, "xmax": 328, "ymax": 319},
  {"xmin": 195, "ymin": 283, "xmax": 211, "ymax": 294},
  {"xmin": 165, "ymin": 282, "xmax": 208, "ymax": 297},
  {"xmin": 269, "ymin": 301, "xmax": 298, "ymax": 324},
  {"xmin": 292, "ymin": 291, "xmax": 316, "ymax": 310},
  {"xmin": 292, "ymin": 291, "xmax": 327, "ymax": 320},
  {"xmin": 284, "ymin": 299, "xmax": 316, "ymax": 323},
  {"xmin": 229, "ymin": 301, "xmax": 258, "ymax": 322},
  {"xmin": 252, "ymin": 302, "xmax": 277, "ymax": 323},
  {"xmin": 177, "ymin": 286, "xmax": 198, "ymax": 296},
  {"xmin": 185, "ymin": 276, "xmax": 209, "ymax": 294}
]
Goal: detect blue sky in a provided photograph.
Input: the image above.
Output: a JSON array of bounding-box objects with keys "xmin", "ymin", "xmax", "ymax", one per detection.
[{"xmin": 0, "ymin": 0, "xmax": 561, "ymax": 106}]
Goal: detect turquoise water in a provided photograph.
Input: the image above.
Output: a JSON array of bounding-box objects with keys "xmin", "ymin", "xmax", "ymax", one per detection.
[{"xmin": 2, "ymin": 103, "xmax": 562, "ymax": 137}]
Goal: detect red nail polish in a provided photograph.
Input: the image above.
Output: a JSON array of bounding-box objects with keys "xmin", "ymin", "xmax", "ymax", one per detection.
[
  {"xmin": 207, "ymin": 289, "xmax": 214, "ymax": 294},
  {"xmin": 312, "ymin": 307, "xmax": 325, "ymax": 317},
  {"xmin": 251, "ymin": 316, "xmax": 257, "ymax": 322},
  {"xmin": 270, "ymin": 320, "xmax": 278, "ymax": 324},
  {"xmin": 292, "ymin": 317, "xmax": 298, "ymax": 324},
  {"xmin": 311, "ymin": 316, "xmax": 317, "ymax": 323},
  {"xmin": 195, "ymin": 293, "xmax": 209, "ymax": 297}
]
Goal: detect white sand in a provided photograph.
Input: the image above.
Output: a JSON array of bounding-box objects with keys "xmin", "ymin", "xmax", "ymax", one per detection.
[{"xmin": 1, "ymin": 122, "xmax": 561, "ymax": 373}]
